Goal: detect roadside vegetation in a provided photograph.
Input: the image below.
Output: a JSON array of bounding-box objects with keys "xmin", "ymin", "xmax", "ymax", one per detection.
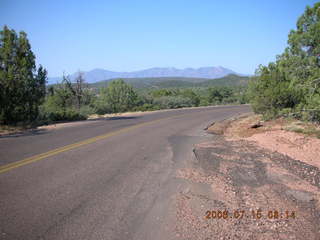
[
  {"xmin": 248, "ymin": 2, "xmax": 320, "ymax": 122},
  {"xmin": 0, "ymin": 26, "xmax": 47, "ymax": 125},
  {"xmin": 0, "ymin": 26, "xmax": 249, "ymax": 127},
  {"xmin": 43, "ymin": 78, "xmax": 248, "ymax": 122}
]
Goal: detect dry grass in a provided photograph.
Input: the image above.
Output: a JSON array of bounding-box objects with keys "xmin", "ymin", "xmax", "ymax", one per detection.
[{"xmin": 284, "ymin": 122, "xmax": 320, "ymax": 139}]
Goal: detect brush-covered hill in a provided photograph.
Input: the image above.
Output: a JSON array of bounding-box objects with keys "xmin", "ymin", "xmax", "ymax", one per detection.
[{"xmin": 89, "ymin": 74, "xmax": 249, "ymax": 89}]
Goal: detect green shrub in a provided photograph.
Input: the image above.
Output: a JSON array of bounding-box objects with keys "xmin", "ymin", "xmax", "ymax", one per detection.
[
  {"xmin": 153, "ymin": 96, "xmax": 193, "ymax": 109},
  {"xmin": 94, "ymin": 97, "xmax": 112, "ymax": 115},
  {"xmin": 79, "ymin": 105, "xmax": 95, "ymax": 117},
  {"xmin": 39, "ymin": 107, "xmax": 87, "ymax": 123},
  {"xmin": 133, "ymin": 103, "xmax": 161, "ymax": 112}
]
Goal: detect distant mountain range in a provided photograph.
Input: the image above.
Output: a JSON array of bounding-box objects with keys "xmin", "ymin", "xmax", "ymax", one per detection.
[{"xmin": 48, "ymin": 66, "xmax": 244, "ymax": 84}]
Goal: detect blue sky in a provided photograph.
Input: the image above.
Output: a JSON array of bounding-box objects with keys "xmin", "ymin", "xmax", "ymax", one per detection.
[{"xmin": 1, "ymin": 0, "xmax": 318, "ymax": 77}]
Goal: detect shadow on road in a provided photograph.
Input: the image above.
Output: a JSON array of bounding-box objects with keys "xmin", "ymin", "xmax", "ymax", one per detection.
[
  {"xmin": 105, "ymin": 116, "xmax": 140, "ymax": 121},
  {"xmin": 0, "ymin": 116, "xmax": 142, "ymax": 139},
  {"xmin": 0, "ymin": 128, "xmax": 48, "ymax": 139}
]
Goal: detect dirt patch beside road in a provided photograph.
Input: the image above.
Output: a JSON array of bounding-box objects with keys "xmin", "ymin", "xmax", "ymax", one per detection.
[
  {"xmin": 219, "ymin": 115, "xmax": 320, "ymax": 169},
  {"xmin": 247, "ymin": 130, "xmax": 320, "ymax": 169},
  {"xmin": 175, "ymin": 137, "xmax": 320, "ymax": 239},
  {"xmin": 173, "ymin": 116, "xmax": 320, "ymax": 239}
]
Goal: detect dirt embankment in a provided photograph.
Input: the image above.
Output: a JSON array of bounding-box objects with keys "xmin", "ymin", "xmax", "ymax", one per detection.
[
  {"xmin": 210, "ymin": 114, "xmax": 320, "ymax": 169},
  {"xmin": 173, "ymin": 114, "xmax": 320, "ymax": 239}
]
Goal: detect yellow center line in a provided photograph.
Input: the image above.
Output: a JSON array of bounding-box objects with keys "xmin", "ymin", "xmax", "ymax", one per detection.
[{"xmin": 0, "ymin": 115, "xmax": 180, "ymax": 175}]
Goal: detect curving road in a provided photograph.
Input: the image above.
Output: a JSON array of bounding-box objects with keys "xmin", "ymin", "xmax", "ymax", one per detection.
[{"xmin": 0, "ymin": 105, "xmax": 251, "ymax": 240}]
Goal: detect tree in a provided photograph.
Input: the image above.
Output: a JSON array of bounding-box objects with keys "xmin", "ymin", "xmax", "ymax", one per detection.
[
  {"xmin": 248, "ymin": 2, "xmax": 320, "ymax": 121},
  {"xmin": 40, "ymin": 75, "xmax": 91, "ymax": 122},
  {"xmin": 96, "ymin": 79, "xmax": 138, "ymax": 113},
  {"xmin": 288, "ymin": 2, "xmax": 320, "ymax": 59},
  {"xmin": 153, "ymin": 96, "xmax": 193, "ymax": 109},
  {"xmin": 53, "ymin": 76, "xmax": 74, "ymax": 115},
  {"xmin": 0, "ymin": 26, "xmax": 19, "ymax": 123},
  {"xmin": 208, "ymin": 87, "xmax": 221, "ymax": 103},
  {"xmin": 65, "ymin": 71, "xmax": 89, "ymax": 111},
  {"xmin": 0, "ymin": 26, "xmax": 47, "ymax": 124},
  {"xmin": 151, "ymin": 89, "xmax": 174, "ymax": 98},
  {"xmin": 180, "ymin": 89, "xmax": 200, "ymax": 106}
]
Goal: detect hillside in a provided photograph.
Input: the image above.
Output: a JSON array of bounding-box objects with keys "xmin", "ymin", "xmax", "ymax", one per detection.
[
  {"xmin": 89, "ymin": 74, "xmax": 249, "ymax": 89},
  {"xmin": 197, "ymin": 74, "xmax": 249, "ymax": 87}
]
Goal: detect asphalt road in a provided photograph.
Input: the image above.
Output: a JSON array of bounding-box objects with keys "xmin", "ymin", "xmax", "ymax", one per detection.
[{"xmin": 0, "ymin": 105, "xmax": 251, "ymax": 240}]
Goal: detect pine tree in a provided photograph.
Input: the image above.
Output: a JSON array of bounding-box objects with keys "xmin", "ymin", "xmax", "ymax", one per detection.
[
  {"xmin": 248, "ymin": 2, "xmax": 320, "ymax": 121},
  {"xmin": 0, "ymin": 26, "xmax": 47, "ymax": 124},
  {"xmin": 0, "ymin": 26, "xmax": 19, "ymax": 123}
]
